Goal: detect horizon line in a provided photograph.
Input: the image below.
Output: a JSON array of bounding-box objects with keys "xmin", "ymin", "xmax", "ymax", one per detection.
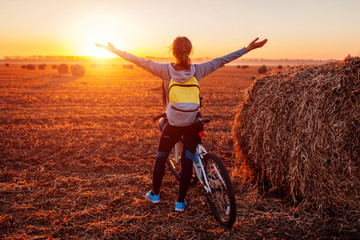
[{"xmin": 1, "ymin": 55, "xmax": 344, "ymax": 62}]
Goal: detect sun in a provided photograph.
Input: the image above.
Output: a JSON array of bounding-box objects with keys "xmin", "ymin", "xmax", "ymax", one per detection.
[{"xmin": 82, "ymin": 30, "xmax": 123, "ymax": 58}]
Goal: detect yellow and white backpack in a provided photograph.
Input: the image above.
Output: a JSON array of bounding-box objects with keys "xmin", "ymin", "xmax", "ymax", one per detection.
[{"xmin": 168, "ymin": 76, "xmax": 200, "ymax": 113}]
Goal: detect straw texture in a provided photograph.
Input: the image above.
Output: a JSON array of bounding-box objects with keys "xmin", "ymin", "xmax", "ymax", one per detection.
[{"xmin": 233, "ymin": 56, "xmax": 360, "ymax": 213}]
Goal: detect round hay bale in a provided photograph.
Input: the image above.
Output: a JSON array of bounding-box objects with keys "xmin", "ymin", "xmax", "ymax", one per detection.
[
  {"xmin": 26, "ymin": 64, "xmax": 35, "ymax": 70},
  {"xmin": 70, "ymin": 64, "xmax": 85, "ymax": 77},
  {"xmin": 122, "ymin": 64, "xmax": 134, "ymax": 69},
  {"xmin": 258, "ymin": 65, "xmax": 267, "ymax": 74},
  {"xmin": 233, "ymin": 56, "xmax": 360, "ymax": 213},
  {"xmin": 38, "ymin": 64, "xmax": 46, "ymax": 70},
  {"xmin": 5, "ymin": 63, "xmax": 10, "ymax": 67},
  {"xmin": 58, "ymin": 64, "xmax": 69, "ymax": 73}
]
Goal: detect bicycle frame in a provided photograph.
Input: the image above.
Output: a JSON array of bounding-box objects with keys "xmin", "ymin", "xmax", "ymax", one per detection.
[
  {"xmin": 172, "ymin": 142, "xmax": 215, "ymax": 194},
  {"xmin": 194, "ymin": 144, "xmax": 212, "ymax": 192},
  {"xmin": 154, "ymin": 113, "xmax": 225, "ymax": 194}
]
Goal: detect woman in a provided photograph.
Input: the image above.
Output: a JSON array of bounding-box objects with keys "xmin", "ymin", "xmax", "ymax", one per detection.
[{"xmin": 96, "ymin": 36, "xmax": 267, "ymax": 211}]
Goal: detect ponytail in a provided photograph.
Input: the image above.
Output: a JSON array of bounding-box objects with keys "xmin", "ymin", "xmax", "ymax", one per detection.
[
  {"xmin": 178, "ymin": 51, "xmax": 191, "ymax": 68},
  {"xmin": 171, "ymin": 36, "xmax": 193, "ymax": 70}
]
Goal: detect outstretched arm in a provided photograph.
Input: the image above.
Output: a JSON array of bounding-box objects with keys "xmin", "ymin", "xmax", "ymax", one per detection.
[
  {"xmin": 95, "ymin": 42, "xmax": 125, "ymax": 58},
  {"xmin": 246, "ymin": 38, "xmax": 268, "ymax": 52},
  {"xmin": 196, "ymin": 37, "xmax": 267, "ymax": 79},
  {"xmin": 96, "ymin": 42, "xmax": 170, "ymax": 79}
]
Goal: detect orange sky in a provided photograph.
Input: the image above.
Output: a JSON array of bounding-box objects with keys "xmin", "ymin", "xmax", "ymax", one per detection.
[{"xmin": 1, "ymin": 0, "xmax": 360, "ymax": 60}]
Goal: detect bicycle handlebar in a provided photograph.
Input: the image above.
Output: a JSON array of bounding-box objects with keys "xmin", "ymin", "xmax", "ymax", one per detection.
[
  {"xmin": 198, "ymin": 118, "xmax": 211, "ymax": 124},
  {"xmin": 152, "ymin": 112, "xmax": 167, "ymax": 122}
]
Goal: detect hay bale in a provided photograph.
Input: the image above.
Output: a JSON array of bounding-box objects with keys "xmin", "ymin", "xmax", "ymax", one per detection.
[
  {"xmin": 26, "ymin": 64, "xmax": 35, "ymax": 70},
  {"xmin": 233, "ymin": 56, "xmax": 360, "ymax": 213},
  {"xmin": 70, "ymin": 64, "xmax": 85, "ymax": 77},
  {"xmin": 58, "ymin": 64, "xmax": 69, "ymax": 73},
  {"xmin": 122, "ymin": 64, "xmax": 134, "ymax": 69},
  {"xmin": 258, "ymin": 65, "xmax": 267, "ymax": 74},
  {"xmin": 5, "ymin": 63, "xmax": 10, "ymax": 67},
  {"xmin": 38, "ymin": 64, "xmax": 46, "ymax": 70}
]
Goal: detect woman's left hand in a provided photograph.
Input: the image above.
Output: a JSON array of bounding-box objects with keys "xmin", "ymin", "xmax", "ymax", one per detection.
[{"xmin": 246, "ymin": 38, "xmax": 268, "ymax": 52}]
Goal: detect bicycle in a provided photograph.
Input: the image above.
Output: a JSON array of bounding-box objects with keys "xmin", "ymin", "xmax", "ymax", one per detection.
[{"xmin": 153, "ymin": 112, "xmax": 236, "ymax": 228}]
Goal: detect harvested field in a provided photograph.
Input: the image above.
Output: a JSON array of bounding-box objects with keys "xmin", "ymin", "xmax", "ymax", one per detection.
[{"xmin": 1, "ymin": 61, "xmax": 359, "ymax": 239}]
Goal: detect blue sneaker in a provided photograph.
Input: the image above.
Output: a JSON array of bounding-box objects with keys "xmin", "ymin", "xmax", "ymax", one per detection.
[
  {"xmin": 175, "ymin": 200, "xmax": 188, "ymax": 212},
  {"xmin": 146, "ymin": 191, "xmax": 160, "ymax": 203}
]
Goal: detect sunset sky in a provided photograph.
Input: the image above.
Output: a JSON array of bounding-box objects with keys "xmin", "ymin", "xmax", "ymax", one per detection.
[{"xmin": 1, "ymin": 0, "xmax": 359, "ymax": 60}]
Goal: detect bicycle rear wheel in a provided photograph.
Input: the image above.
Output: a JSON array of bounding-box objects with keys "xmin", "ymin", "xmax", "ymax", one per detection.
[
  {"xmin": 167, "ymin": 141, "xmax": 198, "ymax": 186},
  {"xmin": 203, "ymin": 153, "xmax": 236, "ymax": 228}
]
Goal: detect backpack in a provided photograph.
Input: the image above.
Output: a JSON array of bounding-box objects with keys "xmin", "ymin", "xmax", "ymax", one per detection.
[{"xmin": 168, "ymin": 76, "xmax": 200, "ymax": 113}]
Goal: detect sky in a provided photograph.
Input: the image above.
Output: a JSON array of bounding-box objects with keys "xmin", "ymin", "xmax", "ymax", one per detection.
[{"xmin": 1, "ymin": 0, "xmax": 359, "ymax": 60}]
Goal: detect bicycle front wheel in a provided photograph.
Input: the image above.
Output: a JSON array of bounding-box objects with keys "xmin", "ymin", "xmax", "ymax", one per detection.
[
  {"xmin": 203, "ymin": 153, "xmax": 236, "ymax": 228},
  {"xmin": 167, "ymin": 141, "xmax": 197, "ymax": 186}
]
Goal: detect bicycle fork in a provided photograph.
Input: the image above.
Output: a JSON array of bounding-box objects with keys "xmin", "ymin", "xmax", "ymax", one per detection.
[{"xmin": 194, "ymin": 144, "xmax": 212, "ymax": 194}]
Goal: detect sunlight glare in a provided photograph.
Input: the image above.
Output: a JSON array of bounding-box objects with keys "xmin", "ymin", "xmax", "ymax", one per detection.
[{"xmin": 83, "ymin": 29, "xmax": 123, "ymax": 58}]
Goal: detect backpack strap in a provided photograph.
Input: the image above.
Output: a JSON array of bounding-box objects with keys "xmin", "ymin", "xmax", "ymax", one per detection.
[{"xmin": 162, "ymin": 81, "xmax": 166, "ymax": 108}]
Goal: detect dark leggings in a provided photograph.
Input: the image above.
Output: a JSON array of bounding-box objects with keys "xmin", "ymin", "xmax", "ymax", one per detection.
[{"xmin": 152, "ymin": 122, "xmax": 201, "ymax": 202}]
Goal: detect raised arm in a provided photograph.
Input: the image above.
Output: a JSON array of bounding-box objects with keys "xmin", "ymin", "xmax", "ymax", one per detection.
[
  {"xmin": 95, "ymin": 42, "xmax": 125, "ymax": 58},
  {"xmin": 95, "ymin": 42, "xmax": 169, "ymax": 79},
  {"xmin": 196, "ymin": 38, "xmax": 268, "ymax": 80}
]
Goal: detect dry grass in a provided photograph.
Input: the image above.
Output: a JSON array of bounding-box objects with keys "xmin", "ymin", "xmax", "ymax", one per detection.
[{"xmin": 1, "ymin": 61, "xmax": 359, "ymax": 239}]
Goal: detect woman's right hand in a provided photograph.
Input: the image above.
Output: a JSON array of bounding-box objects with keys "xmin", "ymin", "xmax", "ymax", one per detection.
[{"xmin": 95, "ymin": 42, "xmax": 125, "ymax": 57}]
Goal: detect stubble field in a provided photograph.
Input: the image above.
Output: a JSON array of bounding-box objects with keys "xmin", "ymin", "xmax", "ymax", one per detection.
[{"xmin": 1, "ymin": 62, "xmax": 358, "ymax": 239}]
